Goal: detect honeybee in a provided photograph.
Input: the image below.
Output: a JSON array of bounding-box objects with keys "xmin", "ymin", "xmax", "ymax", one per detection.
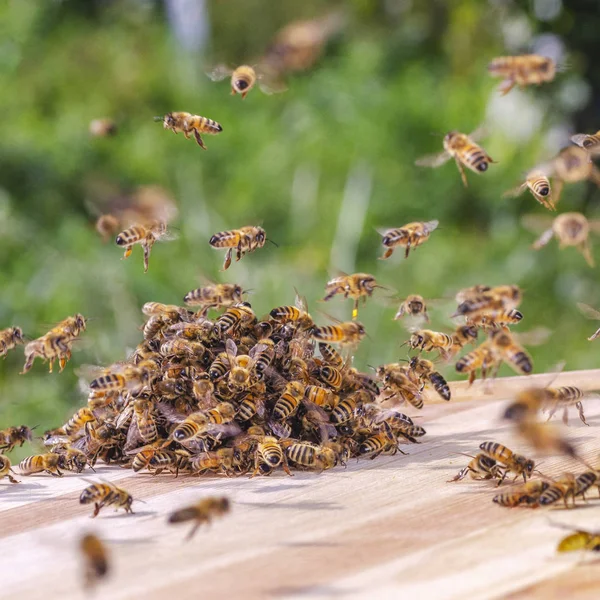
[
  {"xmin": 555, "ymin": 525, "xmax": 600, "ymax": 554},
  {"xmin": 323, "ymin": 272, "xmax": 379, "ymax": 320},
  {"xmin": 415, "ymin": 129, "xmax": 494, "ymax": 187},
  {"xmin": 318, "ymin": 343, "xmax": 344, "ymax": 368},
  {"xmin": 574, "ymin": 471, "xmax": 600, "ymax": 501},
  {"xmin": 571, "ymin": 130, "xmax": 600, "ymax": 155},
  {"xmin": 479, "ymin": 441, "xmax": 535, "ymax": 485},
  {"xmin": 190, "ymin": 449, "xmax": 235, "ymax": 476},
  {"xmin": 168, "ymin": 497, "xmax": 230, "ymax": 540},
  {"xmin": 207, "ymin": 64, "xmax": 286, "ymax": 98},
  {"xmin": 0, "ymin": 454, "xmax": 19, "ymax": 483},
  {"xmin": 487, "ymin": 55, "xmax": 556, "ymax": 95},
  {"xmin": 503, "ymin": 169, "xmax": 554, "ymax": 211},
  {"xmin": 128, "ymin": 397, "xmax": 159, "ymax": 446},
  {"xmin": 49, "ymin": 407, "xmax": 96, "ymax": 438},
  {"xmin": 330, "ymin": 390, "xmax": 369, "ymax": 424},
  {"xmin": 408, "ymin": 357, "xmax": 451, "ymax": 401},
  {"xmin": 88, "ymin": 364, "xmax": 149, "ymax": 393},
  {"xmin": 312, "ymin": 320, "xmax": 366, "ymax": 347},
  {"xmin": 225, "ymin": 339, "xmax": 256, "ymax": 391},
  {"xmin": 214, "ymin": 302, "xmax": 256, "ymax": 336},
  {"xmin": 359, "ymin": 422, "xmax": 404, "ymax": 459},
  {"xmin": 378, "ymin": 220, "xmax": 439, "ymax": 259},
  {"xmin": 455, "ymin": 340, "xmax": 496, "ymax": 385},
  {"xmin": 577, "ymin": 302, "xmax": 600, "ymax": 342},
  {"xmin": 270, "ymin": 292, "xmax": 314, "ymax": 332},
  {"xmin": 407, "ymin": 329, "xmax": 453, "ymax": 359},
  {"xmin": 449, "ymin": 453, "xmax": 502, "ymax": 482},
  {"xmin": 492, "ymin": 480, "xmax": 549, "ymax": 508},
  {"xmin": 466, "ymin": 309, "xmax": 523, "ymax": 331},
  {"xmin": 313, "ymin": 364, "xmax": 343, "ymax": 390},
  {"xmin": 286, "ymin": 442, "xmax": 337, "ymax": 471},
  {"xmin": 453, "ymin": 284, "xmax": 522, "ymax": 319},
  {"xmin": 250, "ymin": 339, "xmax": 275, "ymax": 380},
  {"xmin": 19, "ymin": 453, "xmax": 66, "ymax": 477},
  {"xmin": 545, "ymin": 146, "xmax": 600, "ymax": 204},
  {"xmin": 394, "ymin": 295, "xmax": 429, "ymax": 322},
  {"xmin": 362, "ymin": 405, "xmax": 426, "ymax": 443},
  {"xmin": 377, "ymin": 364, "xmax": 424, "ymax": 409},
  {"xmin": 209, "ymin": 226, "xmax": 267, "ymax": 271},
  {"xmin": 252, "ymin": 435, "xmax": 292, "ymax": 477},
  {"xmin": 523, "ymin": 212, "xmax": 600, "ymax": 267},
  {"xmin": 513, "ymin": 420, "xmax": 577, "ymax": 458},
  {"xmin": 538, "ymin": 473, "xmax": 578, "ymax": 508},
  {"xmin": 272, "ymin": 381, "xmax": 306, "ymax": 420},
  {"xmin": 80, "ymin": 533, "xmax": 110, "ymax": 590},
  {"xmin": 155, "ymin": 112, "xmax": 222, "ymax": 149},
  {"xmin": 449, "ymin": 324, "xmax": 479, "ymax": 356},
  {"xmin": 89, "ymin": 117, "xmax": 117, "ymax": 137},
  {"xmin": 116, "ymin": 221, "xmax": 176, "ymax": 273},
  {"xmin": 183, "ymin": 282, "xmax": 245, "ymax": 313},
  {"xmin": 487, "ymin": 327, "xmax": 533, "ymax": 375},
  {"xmin": 79, "ymin": 481, "xmax": 135, "ymax": 518},
  {"xmin": 21, "ymin": 333, "xmax": 73, "ymax": 374},
  {"xmin": 0, "ymin": 326, "xmax": 24, "ymax": 357},
  {"xmin": 0, "ymin": 425, "xmax": 34, "ymax": 452}
]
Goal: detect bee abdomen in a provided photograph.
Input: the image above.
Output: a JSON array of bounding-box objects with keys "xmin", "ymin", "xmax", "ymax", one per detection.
[
  {"xmin": 575, "ymin": 472, "xmax": 597, "ymax": 496},
  {"xmin": 512, "ymin": 352, "xmax": 532, "ymax": 374},
  {"xmin": 261, "ymin": 445, "xmax": 283, "ymax": 467},
  {"xmin": 556, "ymin": 386, "xmax": 584, "ymax": 401},
  {"xmin": 273, "ymin": 396, "xmax": 299, "ymax": 420},
  {"xmin": 538, "ymin": 486, "xmax": 563, "ymax": 506},
  {"xmin": 287, "ymin": 443, "xmax": 316, "ymax": 466},
  {"xmin": 429, "ymin": 372, "xmax": 451, "ymax": 400}
]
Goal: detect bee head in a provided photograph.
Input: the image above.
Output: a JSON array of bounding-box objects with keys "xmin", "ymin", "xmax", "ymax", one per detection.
[
  {"xmin": 255, "ymin": 228, "xmax": 266, "ymax": 246},
  {"xmin": 12, "ymin": 327, "xmax": 24, "ymax": 342},
  {"xmin": 163, "ymin": 113, "xmax": 175, "ymax": 128}
]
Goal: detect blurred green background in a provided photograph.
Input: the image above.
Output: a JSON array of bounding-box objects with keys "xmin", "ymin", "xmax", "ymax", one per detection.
[{"xmin": 1, "ymin": 0, "xmax": 600, "ymax": 452}]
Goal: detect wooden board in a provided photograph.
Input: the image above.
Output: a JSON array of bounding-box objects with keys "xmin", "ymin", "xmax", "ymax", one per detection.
[{"xmin": 2, "ymin": 371, "xmax": 600, "ymax": 600}]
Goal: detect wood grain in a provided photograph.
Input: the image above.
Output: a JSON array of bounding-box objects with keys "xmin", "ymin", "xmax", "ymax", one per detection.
[{"xmin": 2, "ymin": 371, "xmax": 600, "ymax": 600}]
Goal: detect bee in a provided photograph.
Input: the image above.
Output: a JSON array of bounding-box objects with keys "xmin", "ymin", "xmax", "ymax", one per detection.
[
  {"xmin": 577, "ymin": 302, "xmax": 600, "ymax": 342},
  {"xmin": 168, "ymin": 497, "xmax": 230, "ymax": 540},
  {"xmin": 378, "ymin": 220, "xmax": 439, "ymax": 259},
  {"xmin": 286, "ymin": 442, "xmax": 337, "ymax": 471},
  {"xmin": 0, "ymin": 326, "xmax": 24, "ymax": 357},
  {"xmin": 209, "ymin": 226, "xmax": 267, "ymax": 271},
  {"xmin": 538, "ymin": 473, "xmax": 578, "ymax": 508},
  {"xmin": 55, "ymin": 445, "xmax": 93, "ymax": 473},
  {"xmin": 555, "ymin": 527, "xmax": 600, "ymax": 554},
  {"xmin": 487, "ymin": 54, "xmax": 556, "ymax": 95},
  {"xmin": 116, "ymin": 221, "xmax": 176, "ymax": 273},
  {"xmin": 363, "ymin": 406, "xmax": 426, "ymax": 443},
  {"xmin": 79, "ymin": 481, "xmax": 135, "ymax": 518},
  {"xmin": 155, "ymin": 112, "xmax": 222, "ymax": 149},
  {"xmin": 407, "ymin": 329, "xmax": 453, "ymax": 359},
  {"xmin": 80, "ymin": 533, "xmax": 110, "ymax": 590},
  {"xmin": 453, "ymin": 284, "xmax": 522, "ymax": 319},
  {"xmin": 359, "ymin": 422, "xmax": 404, "ymax": 459},
  {"xmin": 449, "ymin": 453, "xmax": 502, "ymax": 482},
  {"xmin": 214, "ymin": 302, "xmax": 256, "ymax": 336},
  {"xmin": 394, "ymin": 295, "xmax": 429, "ymax": 322},
  {"xmin": 142, "ymin": 302, "xmax": 189, "ymax": 321},
  {"xmin": 455, "ymin": 341, "xmax": 497, "ymax": 385},
  {"xmin": 252, "ymin": 436, "xmax": 292, "ymax": 477},
  {"xmin": 21, "ymin": 333, "xmax": 73, "ymax": 374},
  {"xmin": 0, "ymin": 425, "xmax": 34, "ymax": 452},
  {"xmin": 331, "ymin": 390, "xmax": 370, "ymax": 424},
  {"xmin": 574, "ymin": 471, "xmax": 600, "ymax": 501},
  {"xmin": 377, "ymin": 364, "xmax": 424, "ymax": 409},
  {"xmin": 313, "ymin": 364, "xmax": 343, "ymax": 390},
  {"xmin": 449, "ymin": 324, "xmax": 479, "ymax": 356},
  {"xmin": 408, "ymin": 357, "xmax": 451, "ymax": 401},
  {"xmin": 250, "ymin": 339, "xmax": 275, "ymax": 380},
  {"xmin": 145, "ymin": 448, "xmax": 191, "ymax": 476},
  {"xmin": 503, "ymin": 169, "xmax": 554, "ymax": 211},
  {"xmin": 492, "ymin": 480, "xmax": 549, "ymax": 507},
  {"xmin": 0, "ymin": 454, "xmax": 19, "ymax": 483},
  {"xmin": 170, "ymin": 411, "xmax": 210, "ymax": 444},
  {"xmin": 89, "ymin": 117, "xmax": 117, "ymax": 137},
  {"xmin": 322, "ymin": 272, "xmax": 379, "ymax": 320},
  {"xmin": 51, "ymin": 407, "xmax": 96, "ymax": 437},
  {"xmin": 19, "ymin": 453, "xmax": 66, "ymax": 476},
  {"xmin": 312, "ymin": 320, "xmax": 366, "ymax": 347},
  {"xmin": 207, "ymin": 64, "xmax": 286, "ymax": 98},
  {"xmin": 523, "ymin": 212, "xmax": 599, "ymax": 268},
  {"xmin": 571, "ymin": 130, "xmax": 600, "ymax": 154},
  {"xmin": 466, "ymin": 309, "xmax": 524, "ymax": 331},
  {"xmin": 129, "ymin": 397, "xmax": 159, "ymax": 445},
  {"xmin": 190, "ymin": 449, "xmax": 235, "ymax": 476},
  {"xmin": 183, "ymin": 282, "xmax": 245, "ymax": 313},
  {"xmin": 225, "ymin": 342, "xmax": 255, "ymax": 392},
  {"xmin": 89, "ymin": 364, "xmax": 151, "ymax": 392},
  {"xmin": 304, "ymin": 385, "xmax": 338, "ymax": 411},
  {"xmin": 545, "ymin": 146, "xmax": 600, "ymax": 204},
  {"xmin": 415, "ymin": 129, "xmax": 494, "ymax": 187},
  {"xmin": 272, "ymin": 381, "xmax": 306, "ymax": 420},
  {"xmin": 479, "ymin": 441, "xmax": 535, "ymax": 485},
  {"xmin": 513, "ymin": 420, "xmax": 577, "ymax": 459},
  {"xmin": 489, "ymin": 328, "xmax": 533, "ymax": 375},
  {"xmin": 270, "ymin": 292, "xmax": 314, "ymax": 332},
  {"xmin": 237, "ymin": 383, "xmax": 267, "ymax": 421},
  {"xmin": 318, "ymin": 343, "xmax": 344, "ymax": 368}
]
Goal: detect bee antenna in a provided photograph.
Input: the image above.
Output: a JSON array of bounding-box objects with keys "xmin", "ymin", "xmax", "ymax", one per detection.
[
  {"xmin": 267, "ymin": 239, "xmax": 279, "ymax": 248},
  {"xmin": 88, "ymin": 464, "xmax": 97, "ymax": 473},
  {"xmin": 30, "ymin": 424, "xmax": 41, "ymax": 431},
  {"xmin": 153, "ymin": 116, "xmax": 164, "ymax": 122}
]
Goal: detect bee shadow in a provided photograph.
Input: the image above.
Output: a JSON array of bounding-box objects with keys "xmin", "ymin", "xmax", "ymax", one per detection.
[
  {"xmin": 236, "ymin": 501, "xmax": 341, "ymax": 511},
  {"xmin": 268, "ymin": 585, "xmax": 354, "ymax": 598}
]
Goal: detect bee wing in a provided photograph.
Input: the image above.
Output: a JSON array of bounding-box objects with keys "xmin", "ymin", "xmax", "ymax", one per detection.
[
  {"xmin": 423, "ymin": 220, "xmax": 439, "ymax": 234},
  {"xmin": 124, "ymin": 420, "xmax": 143, "ymax": 452},
  {"xmin": 415, "ymin": 151, "xmax": 452, "ymax": 168},
  {"xmin": 587, "ymin": 220, "xmax": 600, "ymax": 234},
  {"xmin": 269, "ymin": 421, "xmax": 292, "ymax": 439},
  {"xmin": 115, "ymin": 404, "xmax": 134, "ymax": 430},
  {"xmin": 204, "ymin": 423, "xmax": 242, "ymax": 439},
  {"xmin": 513, "ymin": 326, "xmax": 553, "ymax": 346},
  {"xmin": 225, "ymin": 338, "xmax": 238, "ymax": 363},
  {"xmin": 468, "ymin": 125, "xmax": 488, "ymax": 143},
  {"xmin": 155, "ymin": 402, "xmax": 186, "ymax": 424},
  {"xmin": 249, "ymin": 342, "xmax": 268, "ymax": 359},
  {"xmin": 294, "ymin": 287, "xmax": 309, "ymax": 313},
  {"xmin": 257, "ymin": 78, "xmax": 288, "ymax": 95},
  {"xmin": 577, "ymin": 302, "xmax": 600, "ymax": 321},
  {"xmin": 532, "ymin": 228, "xmax": 555, "ymax": 250},
  {"xmin": 156, "ymin": 228, "xmax": 179, "ymax": 243},
  {"xmin": 570, "ymin": 134, "xmax": 591, "ymax": 149},
  {"xmin": 503, "ymin": 183, "xmax": 527, "ymax": 198},
  {"xmin": 206, "ymin": 64, "xmax": 233, "ymax": 81},
  {"xmin": 74, "ymin": 364, "xmax": 110, "ymax": 382},
  {"xmin": 521, "ymin": 214, "xmax": 554, "ymax": 234}
]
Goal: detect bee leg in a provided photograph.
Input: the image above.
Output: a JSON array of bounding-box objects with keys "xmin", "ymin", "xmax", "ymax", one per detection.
[
  {"xmin": 378, "ymin": 248, "xmax": 394, "ymax": 260},
  {"xmin": 404, "ymin": 242, "xmax": 411, "ymax": 258},
  {"xmin": 8, "ymin": 474, "xmax": 20, "ymax": 484},
  {"xmin": 20, "ymin": 354, "xmax": 34, "ymax": 375},
  {"xmin": 48, "ymin": 360, "xmax": 54, "ymax": 374},
  {"xmin": 352, "ymin": 299, "xmax": 359, "ymax": 321},
  {"xmin": 143, "ymin": 244, "xmax": 152, "ymax": 273},
  {"xmin": 281, "ymin": 454, "xmax": 293, "ymax": 477},
  {"xmin": 193, "ymin": 130, "xmax": 207, "ymax": 149},
  {"xmin": 59, "ymin": 356, "xmax": 67, "ymax": 372},
  {"xmin": 562, "ymin": 408, "xmax": 569, "ymax": 426},
  {"xmin": 552, "ymin": 178, "xmax": 564, "ymax": 206},
  {"xmin": 185, "ymin": 523, "xmax": 201, "ymax": 542},
  {"xmin": 581, "ymin": 240, "xmax": 595, "ymax": 268},
  {"xmin": 241, "ymin": 91, "xmax": 248, "ymax": 99},
  {"xmin": 496, "ymin": 469, "xmax": 508, "ymax": 486},
  {"xmin": 498, "ymin": 78, "xmax": 515, "ymax": 96},
  {"xmin": 92, "ymin": 503, "xmax": 104, "ymax": 518},
  {"xmin": 455, "ymin": 159, "xmax": 468, "ymax": 188},
  {"xmin": 122, "ymin": 246, "xmax": 132, "ymax": 260},
  {"xmin": 575, "ymin": 401, "xmax": 589, "ymax": 426}
]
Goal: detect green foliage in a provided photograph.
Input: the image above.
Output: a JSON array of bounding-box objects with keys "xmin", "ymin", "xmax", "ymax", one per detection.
[{"xmin": 0, "ymin": 0, "xmax": 599, "ymax": 456}]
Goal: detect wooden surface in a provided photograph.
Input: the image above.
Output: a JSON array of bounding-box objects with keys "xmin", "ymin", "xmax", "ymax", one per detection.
[{"xmin": 2, "ymin": 371, "xmax": 600, "ymax": 600}]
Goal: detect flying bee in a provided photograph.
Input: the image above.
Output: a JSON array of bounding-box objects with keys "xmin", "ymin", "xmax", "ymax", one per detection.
[
  {"xmin": 89, "ymin": 117, "xmax": 117, "ymax": 137},
  {"xmin": 503, "ymin": 169, "xmax": 554, "ymax": 211},
  {"xmin": 489, "ymin": 328, "xmax": 533, "ymax": 376},
  {"xmin": 406, "ymin": 329, "xmax": 453, "ymax": 359},
  {"xmin": 155, "ymin": 112, "xmax": 222, "ymax": 149},
  {"xmin": 394, "ymin": 295, "xmax": 430, "ymax": 322},
  {"xmin": 449, "ymin": 324, "xmax": 479, "ymax": 357},
  {"xmin": 19, "ymin": 453, "xmax": 66, "ymax": 477},
  {"xmin": 492, "ymin": 480, "xmax": 549, "ymax": 508},
  {"xmin": 209, "ymin": 226, "xmax": 267, "ymax": 271},
  {"xmin": 487, "ymin": 54, "xmax": 556, "ymax": 95},
  {"xmin": 554, "ymin": 525, "xmax": 600, "ymax": 554},
  {"xmin": 378, "ymin": 220, "xmax": 439, "ymax": 259},
  {"xmin": 453, "ymin": 284, "xmax": 522, "ymax": 319},
  {"xmin": 183, "ymin": 282, "xmax": 245, "ymax": 313},
  {"xmin": 312, "ymin": 320, "xmax": 366, "ymax": 348},
  {"xmin": 207, "ymin": 63, "xmax": 287, "ymax": 98},
  {"xmin": 577, "ymin": 302, "xmax": 600, "ymax": 342},
  {"xmin": 322, "ymin": 272, "xmax": 380, "ymax": 320},
  {"xmin": 479, "ymin": 441, "xmax": 535, "ymax": 485},
  {"xmin": 214, "ymin": 302, "xmax": 256, "ymax": 336},
  {"xmin": 116, "ymin": 221, "xmax": 177, "ymax": 273},
  {"xmin": 272, "ymin": 381, "xmax": 306, "ymax": 420},
  {"xmin": 543, "ymin": 146, "xmax": 600, "ymax": 204},
  {"xmin": 80, "ymin": 533, "xmax": 110, "ymax": 590},
  {"xmin": 449, "ymin": 453, "xmax": 502, "ymax": 482},
  {"xmin": 408, "ymin": 356, "xmax": 451, "ymax": 401},
  {"xmin": 0, "ymin": 326, "xmax": 24, "ymax": 357},
  {"xmin": 513, "ymin": 420, "xmax": 577, "ymax": 459},
  {"xmin": 571, "ymin": 130, "xmax": 600, "ymax": 155},
  {"xmin": 455, "ymin": 341, "xmax": 497, "ymax": 385},
  {"xmin": 142, "ymin": 302, "xmax": 189, "ymax": 321},
  {"xmin": 168, "ymin": 497, "xmax": 230, "ymax": 540},
  {"xmin": 88, "ymin": 364, "xmax": 150, "ymax": 393},
  {"xmin": 270, "ymin": 292, "xmax": 314, "ymax": 332},
  {"xmin": 522, "ymin": 212, "xmax": 600, "ymax": 267},
  {"xmin": 466, "ymin": 309, "xmax": 523, "ymax": 331},
  {"xmin": 21, "ymin": 333, "xmax": 74, "ymax": 374},
  {"xmin": 415, "ymin": 128, "xmax": 494, "ymax": 187},
  {"xmin": 79, "ymin": 481, "xmax": 135, "ymax": 518},
  {"xmin": 251, "ymin": 435, "xmax": 292, "ymax": 477},
  {"xmin": 0, "ymin": 425, "xmax": 35, "ymax": 453},
  {"xmin": 0, "ymin": 454, "xmax": 19, "ymax": 483}
]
